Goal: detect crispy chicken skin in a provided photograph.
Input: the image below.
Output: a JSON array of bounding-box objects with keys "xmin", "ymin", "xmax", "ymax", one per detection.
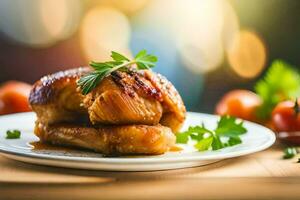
[
  {"xmin": 35, "ymin": 122, "xmax": 175, "ymax": 155},
  {"xmin": 29, "ymin": 68, "xmax": 90, "ymax": 124}
]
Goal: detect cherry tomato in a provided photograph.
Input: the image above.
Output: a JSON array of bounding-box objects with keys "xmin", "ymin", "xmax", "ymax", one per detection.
[
  {"xmin": 215, "ymin": 90, "xmax": 262, "ymax": 122},
  {"xmin": 271, "ymin": 100, "xmax": 300, "ymax": 132},
  {"xmin": 0, "ymin": 81, "xmax": 32, "ymax": 115}
]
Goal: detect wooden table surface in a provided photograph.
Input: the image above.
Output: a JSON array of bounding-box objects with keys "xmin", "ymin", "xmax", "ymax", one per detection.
[{"xmin": 1, "ymin": 142, "xmax": 299, "ymax": 200}]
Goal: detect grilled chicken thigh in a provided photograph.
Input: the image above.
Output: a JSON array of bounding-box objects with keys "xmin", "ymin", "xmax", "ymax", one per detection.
[
  {"xmin": 30, "ymin": 67, "xmax": 186, "ymax": 132},
  {"xmin": 29, "ymin": 67, "xmax": 186, "ymax": 155}
]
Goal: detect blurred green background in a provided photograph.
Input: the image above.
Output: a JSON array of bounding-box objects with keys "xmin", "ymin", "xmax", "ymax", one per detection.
[{"xmin": 0, "ymin": 0, "xmax": 299, "ymax": 112}]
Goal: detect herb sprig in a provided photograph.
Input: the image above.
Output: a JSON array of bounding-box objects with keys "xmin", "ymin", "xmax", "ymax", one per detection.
[
  {"xmin": 283, "ymin": 147, "xmax": 298, "ymax": 159},
  {"xmin": 6, "ymin": 130, "xmax": 21, "ymax": 139},
  {"xmin": 255, "ymin": 60, "xmax": 300, "ymax": 120},
  {"xmin": 176, "ymin": 116, "xmax": 247, "ymax": 151},
  {"xmin": 78, "ymin": 50, "xmax": 158, "ymax": 94}
]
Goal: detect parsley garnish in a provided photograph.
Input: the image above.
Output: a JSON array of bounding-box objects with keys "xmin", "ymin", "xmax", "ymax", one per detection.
[
  {"xmin": 6, "ymin": 130, "xmax": 21, "ymax": 139},
  {"xmin": 283, "ymin": 147, "xmax": 298, "ymax": 159},
  {"xmin": 176, "ymin": 116, "xmax": 247, "ymax": 151},
  {"xmin": 255, "ymin": 60, "xmax": 300, "ymax": 120},
  {"xmin": 77, "ymin": 50, "xmax": 158, "ymax": 95}
]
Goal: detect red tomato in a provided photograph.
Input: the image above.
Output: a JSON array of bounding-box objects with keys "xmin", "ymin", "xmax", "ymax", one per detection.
[
  {"xmin": 0, "ymin": 81, "xmax": 32, "ymax": 115},
  {"xmin": 271, "ymin": 100, "xmax": 300, "ymax": 132},
  {"xmin": 215, "ymin": 90, "xmax": 262, "ymax": 122}
]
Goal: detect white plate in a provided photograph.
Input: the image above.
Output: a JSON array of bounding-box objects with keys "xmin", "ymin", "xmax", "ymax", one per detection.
[{"xmin": 0, "ymin": 112, "xmax": 275, "ymax": 171}]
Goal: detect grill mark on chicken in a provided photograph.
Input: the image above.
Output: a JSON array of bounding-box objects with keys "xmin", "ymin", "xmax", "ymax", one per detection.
[
  {"xmin": 133, "ymin": 73, "xmax": 163, "ymax": 101},
  {"xmin": 111, "ymin": 70, "xmax": 163, "ymax": 101},
  {"xmin": 110, "ymin": 71, "xmax": 135, "ymax": 97}
]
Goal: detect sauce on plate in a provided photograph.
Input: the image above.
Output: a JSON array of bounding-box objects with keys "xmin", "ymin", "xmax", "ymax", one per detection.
[
  {"xmin": 169, "ymin": 145, "xmax": 183, "ymax": 152},
  {"xmin": 29, "ymin": 141, "xmax": 73, "ymax": 151}
]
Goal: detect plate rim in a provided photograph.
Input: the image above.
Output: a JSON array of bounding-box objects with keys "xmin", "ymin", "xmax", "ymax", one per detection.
[{"xmin": 0, "ymin": 112, "xmax": 276, "ymax": 164}]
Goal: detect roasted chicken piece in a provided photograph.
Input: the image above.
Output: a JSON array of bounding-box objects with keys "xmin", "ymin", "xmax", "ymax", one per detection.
[
  {"xmin": 29, "ymin": 68, "xmax": 89, "ymax": 124},
  {"xmin": 29, "ymin": 67, "xmax": 186, "ymax": 155},
  {"xmin": 83, "ymin": 70, "xmax": 163, "ymax": 126},
  {"xmin": 29, "ymin": 68, "xmax": 186, "ymax": 132},
  {"xmin": 35, "ymin": 122, "xmax": 175, "ymax": 155},
  {"xmin": 83, "ymin": 70, "xmax": 186, "ymax": 132}
]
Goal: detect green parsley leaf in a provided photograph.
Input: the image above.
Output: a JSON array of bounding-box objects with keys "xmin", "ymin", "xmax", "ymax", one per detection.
[
  {"xmin": 135, "ymin": 49, "xmax": 158, "ymax": 69},
  {"xmin": 194, "ymin": 136, "xmax": 213, "ymax": 151},
  {"xmin": 6, "ymin": 130, "xmax": 21, "ymax": 139},
  {"xmin": 227, "ymin": 137, "xmax": 242, "ymax": 146},
  {"xmin": 190, "ymin": 133, "xmax": 204, "ymax": 141},
  {"xmin": 176, "ymin": 126, "xmax": 210, "ymax": 144},
  {"xmin": 215, "ymin": 115, "xmax": 247, "ymax": 137},
  {"xmin": 77, "ymin": 50, "xmax": 158, "ymax": 94},
  {"xmin": 135, "ymin": 49, "xmax": 147, "ymax": 59},
  {"xmin": 283, "ymin": 147, "xmax": 298, "ymax": 159},
  {"xmin": 111, "ymin": 51, "xmax": 130, "ymax": 62},
  {"xmin": 176, "ymin": 125, "xmax": 212, "ymax": 144},
  {"xmin": 77, "ymin": 71, "xmax": 110, "ymax": 95},
  {"xmin": 255, "ymin": 60, "xmax": 300, "ymax": 119},
  {"xmin": 211, "ymin": 135, "xmax": 224, "ymax": 150},
  {"xmin": 189, "ymin": 124, "xmax": 213, "ymax": 134},
  {"xmin": 176, "ymin": 115, "xmax": 247, "ymax": 152},
  {"xmin": 176, "ymin": 131, "xmax": 190, "ymax": 144}
]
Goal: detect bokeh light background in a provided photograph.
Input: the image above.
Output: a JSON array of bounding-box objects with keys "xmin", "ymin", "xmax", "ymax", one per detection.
[{"xmin": 0, "ymin": 0, "xmax": 299, "ymax": 112}]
